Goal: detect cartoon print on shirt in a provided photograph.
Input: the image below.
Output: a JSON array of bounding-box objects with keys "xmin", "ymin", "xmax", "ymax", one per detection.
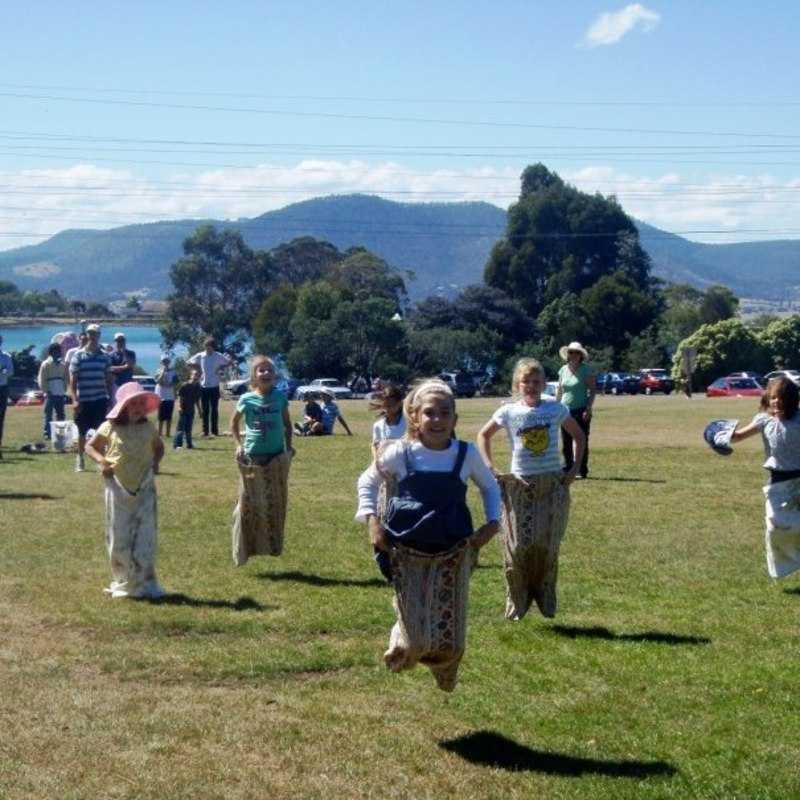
[{"xmin": 518, "ymin": 423, "xmax": 549, "ymax": 456}]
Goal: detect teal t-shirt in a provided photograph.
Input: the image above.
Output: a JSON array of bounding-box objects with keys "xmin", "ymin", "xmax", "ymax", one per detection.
[
  {"xmin": 237, "ymin": 389, "xmax": 288, "ymax": 456},
  {"xmin": 558, "ymin": 363, "xmax": 594, "ymax": 410}
]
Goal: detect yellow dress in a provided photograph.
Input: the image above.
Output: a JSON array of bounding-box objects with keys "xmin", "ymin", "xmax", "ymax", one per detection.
[{"xmin": 96, "ymin": 420, "xmax": 158, "ymax": 493}]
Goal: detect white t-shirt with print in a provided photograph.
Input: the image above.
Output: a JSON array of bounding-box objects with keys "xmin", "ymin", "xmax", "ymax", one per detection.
[
  {"xmin": 752, "ymin": 412, "xmax": 800, "ymax": 472},
  {"xmin": 491, "ymin": 399, "xmax": 569, "ymax": 476}
]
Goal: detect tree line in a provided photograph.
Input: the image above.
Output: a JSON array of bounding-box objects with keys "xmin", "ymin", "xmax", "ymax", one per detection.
[{"xmin": 160, "ymin": 164, "xmax": 768, "ymax": 389}]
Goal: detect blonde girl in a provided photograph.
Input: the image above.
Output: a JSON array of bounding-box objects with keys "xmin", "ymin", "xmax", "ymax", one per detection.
[
  {"xmin": 477, "ymin": 358, "xmax": 585, "ymax": 620},
  {"xmin": 356, "ymin": 379, "xmax": 500, "ymax": 691},
  {"xmin": 728, "ymin": 377, "xmax": 800, "ymax": 578},
  {"xmin": 85, "ymin": 381, "xmax": 165, "ymax": 599},
  {"xmin": 230, "ymin": 356, "xmax": 293, "ymax": 566}
]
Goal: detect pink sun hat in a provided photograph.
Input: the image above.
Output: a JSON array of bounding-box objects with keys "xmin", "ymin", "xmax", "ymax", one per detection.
[{"xmin": 107, "ymin": 381, "xmax": 160, "ymax": 420}]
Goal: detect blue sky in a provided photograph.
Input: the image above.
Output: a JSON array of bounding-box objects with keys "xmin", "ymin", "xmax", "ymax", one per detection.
[{"xmin": 2, "ymin": 1, "xmax": 799, "ymax": 249}]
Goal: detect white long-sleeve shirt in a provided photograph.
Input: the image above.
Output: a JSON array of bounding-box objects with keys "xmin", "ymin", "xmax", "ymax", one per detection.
[{"xmin": 355, "ymin": 439, "xmax": 501, "ymax": 524}]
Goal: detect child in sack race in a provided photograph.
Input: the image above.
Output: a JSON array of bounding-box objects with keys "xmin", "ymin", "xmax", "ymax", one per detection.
[
  {"xmin": 477, "ymin": 358, "xmax": 585, "ymax": 621},
  {"xmin": 230, "ymin": 355, "xmax": 294, "ymax": 566},
  {"xmin": 728, "ymin": 377, "xmax": 800, "ymax": 579},
  {"xmin": 84, "ymin": 381, "xmax": 166, "ymax": 599},
  {"xmin": 356, "ymin": 379, "xmax": 500, "ymax": 692}
]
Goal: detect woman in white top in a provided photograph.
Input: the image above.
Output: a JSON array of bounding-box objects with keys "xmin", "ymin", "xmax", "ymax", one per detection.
[
  {"xmin": 730, "ymin": 377, "xmax": 800, "ymax": 579},
  {"xmin": 477, "ymin": 357, "xmax": 585, "ymax": 620}
]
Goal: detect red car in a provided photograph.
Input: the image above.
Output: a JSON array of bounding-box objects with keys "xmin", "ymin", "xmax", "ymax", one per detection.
[
  {"xmin": 639, "ymin": 368, "xmax": 674, "ymax": 395},
  {"xmin": 706, "ymin": 377, "xmax": 764, "ymax": 398}
]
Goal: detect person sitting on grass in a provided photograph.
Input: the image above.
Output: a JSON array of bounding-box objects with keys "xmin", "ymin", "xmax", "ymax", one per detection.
[
  {"xmin": 319, "ymin": 391, "xmax": 353, "ymax": 436},
  {"xmin": 84, "ymin": 381, "xmax": 165, "ymax": 600}
]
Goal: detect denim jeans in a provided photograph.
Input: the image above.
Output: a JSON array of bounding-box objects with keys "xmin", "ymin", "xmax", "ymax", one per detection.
[
  {"xmin": 43, "ymin": 394, "xmax": 66, "ymax": 437},
  {"xmin": 173, "ymin": 410, "xmax": 195, "ymax": 448}
]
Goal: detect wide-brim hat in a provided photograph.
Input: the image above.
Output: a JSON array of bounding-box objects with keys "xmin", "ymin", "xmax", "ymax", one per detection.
[
  {"xmin": 107, "ymin": 381, "xmax": 160, "ymax": 420},
  {"xmin": 559, "ymin": 341, "xmax": 589, "ymax": 361},
  {"xmin": 703, "ymin": 419, "xmax": 738, "ymax": 456}
]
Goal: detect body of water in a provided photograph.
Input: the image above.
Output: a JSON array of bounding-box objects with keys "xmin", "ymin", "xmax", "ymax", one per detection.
[{"xmin": 0, "ymin": 324, "xmax": 187, "ymax": 374}]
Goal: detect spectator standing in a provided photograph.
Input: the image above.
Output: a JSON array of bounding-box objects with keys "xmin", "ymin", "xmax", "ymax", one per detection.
[
  {"xmin": 0, "ymin": 334, "xmax": 13, "ymax": 459},
  {"xmin": 38, "ymin": 342, "xmax": 69, "ymax": 439},
  {"xmin": 187, "ymin": 337, "xmax": 233, "ymax": 436},
  {"xmin": 69, "ymin": 323, "xmax": 113, "ymax": 472},
  {"xmin": 64, "ymin": 332, "xmax": 88, "ymax": 368},
  {"xmin": 556, "ymin": 341, "xmax": 596, "ymax": 480},
  {"xmin": 173, "ymin": 368, "xmax": 202, "ymax": 449},
  {"xmin": 109, "ymin": 332, "xmax": 137, "ymax": 392},
  {"xmin": 154, "ymin": 356, "xmax": 178, "ymax": 437}
]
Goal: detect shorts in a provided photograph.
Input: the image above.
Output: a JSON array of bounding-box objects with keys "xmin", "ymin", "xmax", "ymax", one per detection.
[
  {"xmin": 76, "ymin": 398, "xmax": 109, "ymax": 436},
  {"xmin": 158, "ymin": 400, "xmax": 175, "ymax": 422}
]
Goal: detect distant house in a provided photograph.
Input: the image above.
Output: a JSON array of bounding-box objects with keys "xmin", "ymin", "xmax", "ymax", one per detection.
[{"xmin": 139, "ymin": 300, "xmax": 168, "ymax": 319}]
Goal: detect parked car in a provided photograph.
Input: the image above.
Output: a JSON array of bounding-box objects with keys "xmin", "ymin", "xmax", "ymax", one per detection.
[
  {"xmin": 15, "ymin": 390, "xmax": 45, "ymax": 407},
  {"xmin": 706, "ymin": 377, "xmax": 764, "ymax": 398},
  {"xmin": 639, "ymin": 369, "xmax": 674, "ymax": 395},
  {"xmin": 542, "ymin": 380, "xmax": 559, "ymax": 399},
  {"xmin": 438, "ymin": 371, "xmax": 477, "ymax": 398},
  {"xmin": 728, "ymin": 371, "xmax": 765, "ymax": 387},
  {"xmin": 224, "ymin": 377, "xmax": 250, "ymax": 397},
  {"xmin": 764, "ymin": 370, "xmax": 800, "ymax": 385},
  {"xmin": 599, "ymin": 372, "xmax": 640, "ymax": 395},
  {"xmin": 295, "ymin": 378, "xmax": 352, "ymax": 401}
]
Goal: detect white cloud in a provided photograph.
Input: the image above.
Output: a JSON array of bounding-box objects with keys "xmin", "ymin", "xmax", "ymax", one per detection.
[
  {"xmin": 581, "ymin": 4, "xmax": 661, "ymax": 47},
  {"xmin": 0, "ymin": 161, "xmax": 798, "ymax": 253}
]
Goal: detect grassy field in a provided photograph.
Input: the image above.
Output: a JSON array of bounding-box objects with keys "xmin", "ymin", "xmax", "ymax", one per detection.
[{"xmin": 1, "ymin": 394, "xmax": 799, "ymax": 799}]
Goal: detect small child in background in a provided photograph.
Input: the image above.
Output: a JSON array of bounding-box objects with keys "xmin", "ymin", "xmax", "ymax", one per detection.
[
  {"xmin": 356, "ymin": 379, "xmax": 500, "ymax": 691},
  {"xmin": 230, "ymin": 355, "xmax": 294, "ymax": 565},
  {"xmin": 155, "ymin": 356, "xmax": 178, "ymax": 437},
  {"xmin": 370, "ymin": 382, "xmax": 406, "ymax": 458},
  {"xmin": 84, "ymin": 381, "xmax": 165, "ymax": 599},
  {"xmin": 173, "ymin": 367, "xmax": 202, "ymax": 449},
  {"xmin": 294, "ymin": 393, "xmax": 324, "ymax": 436}
]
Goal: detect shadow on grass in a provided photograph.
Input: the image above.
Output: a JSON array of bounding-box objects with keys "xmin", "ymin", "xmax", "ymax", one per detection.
[
  {"xmin": 136, "ymin": 593, "xmax": 271, "ymax": 611},
  {"xmin": 585, "ymin": 476, "xmax": 667, "ymax": 484},
  {"xmin": 782, "ymin": 587, "xmax": 800, "ymax": 596},
  {"xmin": 257, "ymin": 570, "xmax": 386, "ymax": 588},
  {"xmin": 551, "ymin": 625, "xmax": 710, "ymax": 646},
  {"xmin": 440, "ymin": 731, "xmax": 677, "ymax": 779},
  {"xmin": 0, "ymin": 491, "xmax": 62, "ymax": 500}
]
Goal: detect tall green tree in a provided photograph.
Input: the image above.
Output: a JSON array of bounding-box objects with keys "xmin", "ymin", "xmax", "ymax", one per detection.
[
  {"xmin": 485, "ymin": 163, "xmax": 656, "ymax": 318},
  {"xmin": 161, "ymin": 224, "xmax": 272, "ymax": 358},
  {"xmin": 761, "ymin": 315, "xmax": 800, "ymax": 369}
]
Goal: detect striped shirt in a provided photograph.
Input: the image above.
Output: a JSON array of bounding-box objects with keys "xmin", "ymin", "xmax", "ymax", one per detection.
[{"xmin": 70, "ymin": 348, "xmax": 111, "ymax": 402}]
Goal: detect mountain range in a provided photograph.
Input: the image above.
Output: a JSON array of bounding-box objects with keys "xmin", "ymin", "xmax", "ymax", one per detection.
[{"xmin": 0, "ymin": 193, "xmax": 798, "ymax": 303}]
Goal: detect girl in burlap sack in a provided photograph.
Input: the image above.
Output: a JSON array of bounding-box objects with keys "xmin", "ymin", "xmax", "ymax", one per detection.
[
  {"xmin": 84, "ymin": 381, "xmax": 166, "ymax": 599},
  {"xmin": 729, "ymin": 377, "xmax": 800, "ymax": 579},
  {"xmin": 477, "ymin": 358, "xmax": 585, "ymax": 621},
  {"xmin": 230, "ymin": 356, "xmax": 293, "ymax": 566},
  {"xmin": 356, "ymin": 379, "xmax": 500, "ymax": 691}
]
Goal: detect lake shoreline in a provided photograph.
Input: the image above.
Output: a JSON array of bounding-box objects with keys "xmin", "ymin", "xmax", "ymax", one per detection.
[{"xmin": 0, "ymin": 316, "xmax": 166, "ymax": 328}]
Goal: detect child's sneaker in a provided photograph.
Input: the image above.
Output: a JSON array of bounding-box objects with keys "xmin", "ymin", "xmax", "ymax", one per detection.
[{"xmin": 75, "ymin": 454, "xmax": 85, "ymax": 472}]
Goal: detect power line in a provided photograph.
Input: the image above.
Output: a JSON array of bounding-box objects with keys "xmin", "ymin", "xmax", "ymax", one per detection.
[
  {"xmin": 1, "ymin": 82, "xmax": 798, "ymax": 108},
  {"xmin": 3, "ymin": 90, "xmax": 800, "ymax": 140}
]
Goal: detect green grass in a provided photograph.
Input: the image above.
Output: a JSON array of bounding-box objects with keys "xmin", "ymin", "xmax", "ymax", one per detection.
[{"xmin": 1, "ymin": 395, "xmax": 798, "ymax": 799}]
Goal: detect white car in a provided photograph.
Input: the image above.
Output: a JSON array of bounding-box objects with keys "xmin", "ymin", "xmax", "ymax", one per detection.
[
  {"xmin": 295, "ymin": 378, "xmax": 352, "ymax": 401},
  {"xmin": 542, "ymin": 381, "xmax": 559, "ymax": 399},
  {"xmin": 765, "ymin": 370, "xmax": 800, "ymax": 385}
]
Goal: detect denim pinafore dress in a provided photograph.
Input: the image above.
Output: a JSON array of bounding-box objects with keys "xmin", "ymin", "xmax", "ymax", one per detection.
[{"xmin": 376, "ymin": 441, "xmax": 474, "ymax": 580}]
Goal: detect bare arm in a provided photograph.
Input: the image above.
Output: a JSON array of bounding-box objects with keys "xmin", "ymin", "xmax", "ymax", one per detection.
[
  {"xmin": 85, "ymin": 432, "xmax": 114, "ymax": 477},
  {"xmin": 282, "ymin": 405, "xmax": 293, "ymax": 452},
  {"xmin": 231, "ymin": 409, "xmax": 243, "ymax": 447},
  {"xmin": 338, "ymin": 412, "xmax": 353, "ymax": 436},
  {"xmin": 152, "ymin": 434, "xmax": 164, "ymax": 469},
  {"xmin": 585, "ymin": 373, "xmax": 597, "ymax": 418},
  {"xmin": 477, "ymin": 419, "xmax": 502, "ymax": 473},
  {"xmin": 731, "ymin": 420, "xmax": 762, "ymax": 443},
  {"xmin": 561, "ymin": 415, "xmax": 586, "ymax": 485}
]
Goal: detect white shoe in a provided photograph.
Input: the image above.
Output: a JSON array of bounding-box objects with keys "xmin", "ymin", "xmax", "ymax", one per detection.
[{"xmin": 75, "ymin": 455, "xmax": 85, "ymax": 473}]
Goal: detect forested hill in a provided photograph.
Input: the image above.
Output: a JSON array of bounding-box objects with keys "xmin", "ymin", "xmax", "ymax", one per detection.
[{"xmin": 0, "ymin": 193, "xmax": 798, "ymax": 301}]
